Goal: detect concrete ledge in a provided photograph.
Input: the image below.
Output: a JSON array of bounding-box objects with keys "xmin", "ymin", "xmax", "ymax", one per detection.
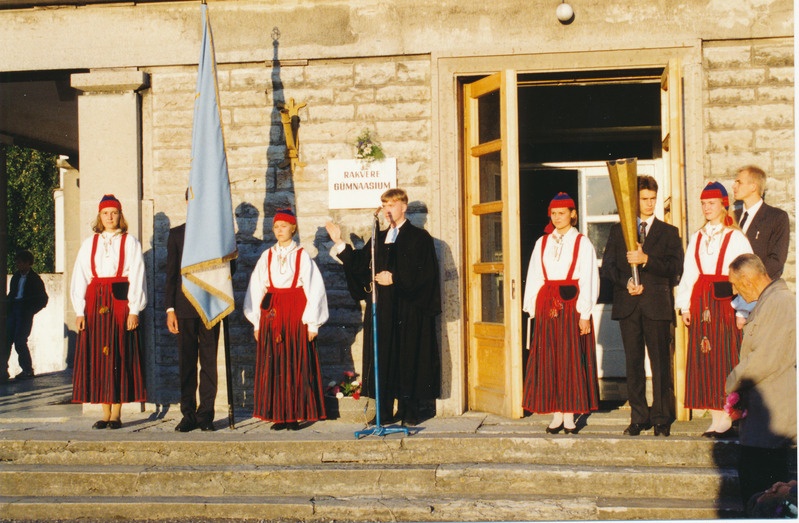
[{"xmin": 71, "ymin": 70, "xmax": 150, "ymax": 93}]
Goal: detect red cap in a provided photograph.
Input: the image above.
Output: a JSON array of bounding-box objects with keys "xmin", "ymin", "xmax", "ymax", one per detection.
[
  {"xmin": 700, "ymin": 181, "xmax": 730, "ymax": 208},
  {"xmin": 548, "ymin": 192, "xmax": 575, "ymax": 213},
  {"xmin": 273, "ymin": 208, "xmax": 296, "ymax": 225},
  {"xmin": 98, "ymin": 194, "xmax": 121, "ymax": 212}
]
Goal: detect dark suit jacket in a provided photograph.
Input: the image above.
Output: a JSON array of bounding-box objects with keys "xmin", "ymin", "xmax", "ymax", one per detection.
[
  {"xmin": 165, "ymin": 224, "xmax": 200, "ymax": 319},
  {"xmin": 600, "ymin": 218, "xmax": 683, "ymax": 322},
  {"xmin": 735, "ymin": 202, "xmax": 790, "ymax": 280},
  {"xmin": 7, "ymin": 269, "xmax": 48, "ymax": 317}
]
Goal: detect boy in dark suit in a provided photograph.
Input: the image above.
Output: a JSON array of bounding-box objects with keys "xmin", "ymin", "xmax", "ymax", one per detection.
[
  {"xmin": 3, "ymin": 250, "xmax": 48, "ymax": 381},
  {"xmin": 165, "ymin": 220, "xmax": 220, "ymax": 432},
  {"xmin": 601, "ymin": 176, "xmax": 684, "ymax": 436},
  {"xmin": 732, "ymin": 165, "xmax": 790, "ymax": 280}
]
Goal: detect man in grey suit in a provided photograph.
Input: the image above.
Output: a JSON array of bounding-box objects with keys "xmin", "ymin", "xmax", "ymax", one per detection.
[
  {"xmin": 601, "ymin": 176, "xmax": 684, "ymax": 437},
  {"xmin": 732, "ymin": 165, "xmax": 790, "ymax": 280},
  {"xmin": 726, "ymin": 253, "xmax": 796, "ymax": 514}
]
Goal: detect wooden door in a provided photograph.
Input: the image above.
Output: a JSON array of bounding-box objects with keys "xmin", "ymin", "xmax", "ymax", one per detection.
[
  {"xmin": 661, "ymin": 58, "xmax": 689, "ymax": 421},
  {"xmin": 463, "ymin": 71, "xmax": 523, "ymax": 418}
]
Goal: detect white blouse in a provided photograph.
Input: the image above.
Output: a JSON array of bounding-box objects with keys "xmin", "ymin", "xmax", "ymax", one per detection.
[
  {"xmin": 522, "ymin": 227, "xmax": 599, "ymax": 320},
  {"xmin": 674, "ymin": 224, "xmax": 753, "ymax": 312},
  {"xmin": 243, "ymin": 241, "xmax": 329, "ymax": 334},
  {"xmin": 70, "ymin": 231, "xmax": 147, "ymax": 316}
]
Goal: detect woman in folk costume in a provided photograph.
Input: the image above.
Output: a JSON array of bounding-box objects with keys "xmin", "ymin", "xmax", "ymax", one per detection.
[
  {"xmin": 70, "ymin": 194, "xmax": 147, "ymax": 430},
  {"xmin": 675, "ymin": 181, "xmax": 752, "ymax": 438},
  {"xmin": 243, "ymin": 208, "xmax": 329, "ymax": 430},
  {"xmin": 522, "ymin": 193, "xmax": 600, "ymax": 434}
]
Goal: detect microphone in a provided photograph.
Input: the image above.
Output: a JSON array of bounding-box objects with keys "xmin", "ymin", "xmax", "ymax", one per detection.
[{"xmin": 374, "ymin": 207, "xmax": 382, "ymax": 217}]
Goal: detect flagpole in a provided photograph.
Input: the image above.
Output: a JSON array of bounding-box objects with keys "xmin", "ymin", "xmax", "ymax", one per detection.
[
  {"xmin": 183, "ymin": 1, "xmax": 238, "ymax": 431},
  {"xmin": 223, "ymin": 316, "xmax": 235, "ymax": 429},
  {"xmin": 355, "ymin": 214, "xmax": 409, "ymax": 439}
]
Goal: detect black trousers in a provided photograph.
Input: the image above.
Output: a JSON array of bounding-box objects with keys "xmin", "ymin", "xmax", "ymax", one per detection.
[
  {"xmin": 4, "ymin": 306, "xmax": 34, "ymax": 376},
  {"xmin": 619, "ymin": 307, "xmax": 675, "ymax": 425},
  {"xmin": 177, "ymin": 317, "xmax": 220, "ymax": 424}
]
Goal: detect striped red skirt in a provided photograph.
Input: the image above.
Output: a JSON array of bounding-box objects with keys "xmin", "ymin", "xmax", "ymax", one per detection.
[
  {"xmin": 72, "ymin": 277, "xmax": 146, "ymax": 404},
  {"xmin": 523, "ymin": 281, "xmax": 599, "ymax": 414},
  {"xmin": 685, "ymin": 275, "xmax": 741, "ymax": 410},
  {"xmin": 253, "ymin": 286, "xmax": 326, "ymax": 423}
]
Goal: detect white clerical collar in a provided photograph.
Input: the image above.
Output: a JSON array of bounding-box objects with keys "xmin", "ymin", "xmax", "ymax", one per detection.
[{"xmin": 390, "ymin": 218, "xmax": 406, "ymax": 230}]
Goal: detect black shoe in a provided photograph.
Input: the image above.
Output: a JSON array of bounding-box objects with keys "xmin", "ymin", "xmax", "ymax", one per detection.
[
  {"xmin": 286, "ymin": 421, "xmax": 301, "ymax": 431},
  {"xmin": 401, "ymin": 417, "xmax": 420, "ymax": 427},
  {"xmin": 713, "ymin": 427, "xmax": 737, "ymax": 439},
  {"xmin": 270, "ymin": 422, "xmax": 288, "ymax": 431},
  {"xmin": 701, "ymin": 430, "xmax": 716, "ymax": 438},
  {"xmin": 623, "ymin": 423, "xmax": 652, "ymax": 436},
  {"xmin": 107, "ymin": 420, "xmax": 122, "ymax": 430},
  {"xmin": 563, "ymin": 426, "xmax": 578, "ymax": 434},
  {"xmin": 175, "ymin": 419, "xmax": 197, "ymax": 432},
  {"xmin": 92, "ymin": 420, "xmax": 108, "ymax": 430},
  {"xmin": 199, "ymin": 420, "xmax": 216, "ymax": 432},
  {"xmin": 0, "ymin": 374, "xmax": 10, "ymax": 383},
  {"xmin": 654, "ymin": 424, "xmax": 671, "ymax": 437},
  {"xmin": 15, "ymin": 370, "xmax": 34, "ymax": 380},
  {"xmin": 545, "ymin": 423, "xmax": 564, "ymax": 434}
]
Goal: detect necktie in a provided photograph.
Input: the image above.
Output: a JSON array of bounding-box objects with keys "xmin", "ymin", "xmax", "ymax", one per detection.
[
  {"xmin": 387, "ymin": 227, "xmax": 398, "ymax": 244},
  {"xmin": 638, "ymin": 221, "xmax": 647, "ymax": 244},
  {"xmin": 739, "ymin": 211, "xmax": 749, "ymax": 230}
]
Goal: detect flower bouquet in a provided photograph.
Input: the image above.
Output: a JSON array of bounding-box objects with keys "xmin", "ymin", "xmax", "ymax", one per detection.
[
  {"xmin": 327, "ymin": 370, "xmax": 362, "ymax": 400},
  {"xmin": 354, "ymin": 129, "xmax": 385, "ymax": 164},
  {"xmin": 723, "ymin": 391, "xmax": 747, "ymax": 421}
]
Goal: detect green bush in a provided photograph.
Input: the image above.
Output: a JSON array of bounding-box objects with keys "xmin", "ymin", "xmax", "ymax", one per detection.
[{"xmin": 6, "ymin": 145, "xmax": 59, "ymax": 274}]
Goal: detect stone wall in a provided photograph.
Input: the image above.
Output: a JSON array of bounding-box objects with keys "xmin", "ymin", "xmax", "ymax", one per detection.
[
  {"xmin": 145, "ymin": 55, "xmax": 433, "ymax": 407},
  {"xmin": 703, "ymin": 37, "xmax": 795, "ymax": 281}
]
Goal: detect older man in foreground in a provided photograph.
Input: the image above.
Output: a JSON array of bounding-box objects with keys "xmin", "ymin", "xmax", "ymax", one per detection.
[{"xmin": 725, "ymin": 253, "xmax": 797, "ymax": 514}]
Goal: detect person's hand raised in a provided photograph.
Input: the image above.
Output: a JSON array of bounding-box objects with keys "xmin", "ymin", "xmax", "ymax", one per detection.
[{"xmin": 325, "ymin": 221, "xmax": 342, "ymax": 244}]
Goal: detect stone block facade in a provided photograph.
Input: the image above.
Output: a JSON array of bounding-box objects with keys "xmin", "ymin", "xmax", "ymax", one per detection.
[
  {"xmin": 703, "ymin": 38, "xmax": 795, "ymax": 278},
  {"xmin": 145, "ymin": 56, "xmax": 433, "ymax": 407}
]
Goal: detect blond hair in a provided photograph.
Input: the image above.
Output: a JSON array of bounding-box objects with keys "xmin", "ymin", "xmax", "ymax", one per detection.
[
  {"xmin": 381, "ymin": 188, "xmax": 408, "ymax": 204},
  {"xmin": 92, "ymin": 210, "xmax": 129, "ymax": 233}
]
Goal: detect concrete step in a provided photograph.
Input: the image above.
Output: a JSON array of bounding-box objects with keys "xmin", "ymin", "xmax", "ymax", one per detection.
[
  {"xmin": 0, "ymin": 434, "xmax": 740, "ymax": 468},
  {"xmin": 0, "ymin": 494, "xmax": 743, "ymax": 521},
  {"xmin": 0, "ymin": 375, "xmax": 748, "ymax": 520},
  {"xmin": 1, "ymin": 461, "xmax": 739, "ymax": 500}
]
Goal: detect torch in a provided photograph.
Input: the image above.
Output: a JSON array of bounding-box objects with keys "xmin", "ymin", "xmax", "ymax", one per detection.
[{"xmin": 606, "ymin": 158, "xmax": 641, "ymax": 285}]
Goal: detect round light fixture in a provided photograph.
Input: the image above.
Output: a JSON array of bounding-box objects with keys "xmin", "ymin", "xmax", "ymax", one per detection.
[{"xmin": 556, "ymin": 1, "xmax": 574, "ymax": 24}]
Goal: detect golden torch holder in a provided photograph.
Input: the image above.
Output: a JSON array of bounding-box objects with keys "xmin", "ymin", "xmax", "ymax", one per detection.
[{"xmin": 607, "ymin": 157, "xmax": 641, "ymax": 285}]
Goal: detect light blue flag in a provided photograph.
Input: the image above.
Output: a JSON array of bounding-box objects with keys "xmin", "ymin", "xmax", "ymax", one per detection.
[{"xmin": 181, "ymin": 3, "xmax": 237, "ymax": 329}]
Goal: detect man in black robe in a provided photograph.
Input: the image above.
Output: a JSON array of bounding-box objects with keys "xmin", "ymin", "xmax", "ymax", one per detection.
[{"xmin": 326, "ymin": 188, "xmax": 441, "ymax": 426}]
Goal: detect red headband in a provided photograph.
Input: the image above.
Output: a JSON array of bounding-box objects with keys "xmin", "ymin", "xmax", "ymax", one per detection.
[{"xmin": 98, "ymin": 194, "xmax": 121, "ymax": 212}]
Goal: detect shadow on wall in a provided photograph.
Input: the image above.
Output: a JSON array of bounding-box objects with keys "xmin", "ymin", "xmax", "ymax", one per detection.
[
  {"xmin": 409, "ymin": 200, "xmax": 457, "ymax": 402},
  {"xmin": 149, "ymin": 211, "xmax": 180, "ymax": 407}
]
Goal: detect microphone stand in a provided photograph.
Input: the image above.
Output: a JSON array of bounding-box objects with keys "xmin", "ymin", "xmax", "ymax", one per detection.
[{"xmin": 355, "ymin": 211, "xmax": 409, "ymax": 439}]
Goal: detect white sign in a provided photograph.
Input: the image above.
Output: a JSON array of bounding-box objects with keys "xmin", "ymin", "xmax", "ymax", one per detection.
[{"xmin": 328, "ymin": 158, "xmax": 397, "ymax": 209}]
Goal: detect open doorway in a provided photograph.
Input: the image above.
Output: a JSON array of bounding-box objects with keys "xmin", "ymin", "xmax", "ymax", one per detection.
[
  {"xmin": 460, "ymin": 63, "xmax": 688, "ymax": 418},
  {"xmin": 516, "ymin": 70, "xmax": 663, "ymax": 388}
]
